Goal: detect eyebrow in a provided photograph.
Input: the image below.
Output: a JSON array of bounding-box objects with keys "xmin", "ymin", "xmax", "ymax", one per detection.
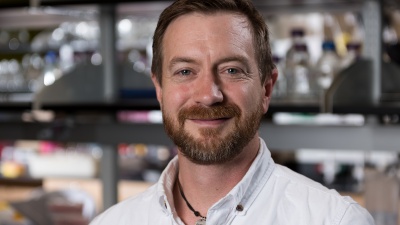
[
  {"xmin": 168, "ymin": 57, "xmax": 198, "ymax": 71},
  {"xmin": 168, "ymin": 55, "xmax": 251, "ymax": 71},
  {"xmin": 213, "ymin": 55, "xmax": 250, "ymax": 70}
]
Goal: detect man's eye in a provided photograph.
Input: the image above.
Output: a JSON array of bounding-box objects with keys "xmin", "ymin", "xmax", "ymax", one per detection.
[
  {"xmin": 227, "ymin": 68, "xmax": 238, "ymax": 74},
  {"xmin": 179, "ymin": 70, "xmax": 191, "ymax": 76}
]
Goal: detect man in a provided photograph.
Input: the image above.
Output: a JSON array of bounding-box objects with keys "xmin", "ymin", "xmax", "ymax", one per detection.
[{"xmin": 91, "ymin": 0, "xmax": 375, "ymax": 224}]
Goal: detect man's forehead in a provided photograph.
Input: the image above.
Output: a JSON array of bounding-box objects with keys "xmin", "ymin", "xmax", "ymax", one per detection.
[
  {"xmin": 162, "ymin": 11, "xmax": 252, "ymax": 49},
  {"xmin": 164, "ymin": 11, "xmax": 250, "ymax": 34}
]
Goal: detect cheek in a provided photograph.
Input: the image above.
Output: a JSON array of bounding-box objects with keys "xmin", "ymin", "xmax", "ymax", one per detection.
[
  {"xmin": 162, "ymin": 85, "xmax": 191, "ymax": 110},
  {"xmin": 241, "ymin": 84, "xmax": 261, "ymax": 102},
  {"xmin": 239, "ymin": 85, "xmax": 266, "ymax": 114}
]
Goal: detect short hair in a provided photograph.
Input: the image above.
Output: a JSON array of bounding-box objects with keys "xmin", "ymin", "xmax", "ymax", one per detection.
[{"xmin": 151, "ymin": 0, "xmax": 274, "ymax": 85}]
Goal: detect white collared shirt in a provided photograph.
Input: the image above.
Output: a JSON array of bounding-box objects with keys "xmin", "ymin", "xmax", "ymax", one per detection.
[{"xmin": 90, "ymin": 138, "xmax": 375, "ymax": 225}]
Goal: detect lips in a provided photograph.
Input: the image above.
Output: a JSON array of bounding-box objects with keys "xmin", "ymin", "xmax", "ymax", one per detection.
[
  {"xmin": 190, "ymin": 117, "xmax": 230, "ymax": 125},
  {"xmin": 188, "ymin": 116, "xmax": 230, "ymax": 120}
]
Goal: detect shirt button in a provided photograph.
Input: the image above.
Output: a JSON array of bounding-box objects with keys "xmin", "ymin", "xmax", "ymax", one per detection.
[{"xmin": 236, "ymin": 204, "xmax": 244, "ymax": 212}]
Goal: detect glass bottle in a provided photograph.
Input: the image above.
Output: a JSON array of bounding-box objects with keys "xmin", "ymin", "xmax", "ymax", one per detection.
[
  {"xmin": 32, "ymin": 51, "xmax": 62, "ymax": 93},
  {"xmin": 284, "ymin": 28, "xmax": 317, "ymax": 101},
  {"xmin": 285, "ymin": 43, "xmax": 314, "ymax": 100},
  {"xmin": 315, "ymin": 40, "xmax": 340, "ymax": 90},
  {"xmin": 286, "ymin": 28, "xmax": 309, "ymax": 64}
]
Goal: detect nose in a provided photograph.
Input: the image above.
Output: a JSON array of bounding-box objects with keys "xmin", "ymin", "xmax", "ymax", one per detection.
[{"xmin": 193, "ymin": 72, "xmax": 223, "ymax": 106}]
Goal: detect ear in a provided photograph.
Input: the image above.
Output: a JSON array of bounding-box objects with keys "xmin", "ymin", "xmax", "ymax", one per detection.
[
  {"xmin": 151, "ymin": 73, "xmax": 163, "ymax": 107},
  {"xmin": 262, "ymin": 68, "xmax": 278, "ymax": 113}
]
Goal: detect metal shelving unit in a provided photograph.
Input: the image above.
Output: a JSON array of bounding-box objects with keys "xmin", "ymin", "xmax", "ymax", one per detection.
[
  {"xmin": 0, "ymin": 0, "xmax": 399, "ymax": 211},
  {"xmin": 1, "ymin": 119, "xmax": 400, "ymax": 152}
]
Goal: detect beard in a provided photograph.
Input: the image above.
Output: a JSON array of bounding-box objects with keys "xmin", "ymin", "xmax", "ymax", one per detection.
[{"xmin": 162, "ymin": 101, "xmax": 264, "ymax": 165}]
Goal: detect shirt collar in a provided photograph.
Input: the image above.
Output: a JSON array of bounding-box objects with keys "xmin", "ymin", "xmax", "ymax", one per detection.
[
  {"xmin": 155, "ymin": 138, "xmax": 275, "ymax": 216},
  {"xmin": 226, "ymin": 138, "xmax": 275, "ymax": 215},
  {"xmin": 157, "ymin": 156, "xmax": 179, "ymax": 215}
]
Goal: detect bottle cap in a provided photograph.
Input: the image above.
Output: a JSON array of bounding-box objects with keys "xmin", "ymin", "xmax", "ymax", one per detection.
[
  {"xmin": 294, "ymin": 44, "xmax": 308, "ymax": 52},
  {"xmin": 346, "ymin": 42, "xmax": 361, "ymax": 51},
  {"xmin": 322, "ymin": 41, "xmax": 336, "ymax": 51},
  {"xmin": 45, "ymin": 51, "xmax": 57, "ymax": 64},
  {"xmin": 290, "ymin": 28, "xmax": 305, "ymax": 37},
  {"xmin": 272, "ymin": 55, "xmax": 281, "ymax": 63}
]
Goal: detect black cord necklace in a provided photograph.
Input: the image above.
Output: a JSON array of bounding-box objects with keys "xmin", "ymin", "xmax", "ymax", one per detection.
[{"xmin": 177, "ymin": 178, "xmax": 207, "ymax": 225}]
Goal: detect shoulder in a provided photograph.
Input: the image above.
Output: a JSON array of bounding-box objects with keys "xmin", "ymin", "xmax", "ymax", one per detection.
[
  {"xmin": 268, "ymin": 165, "xmax": 375, "ymax": 225},
  {"xmin": 89, "ymin": 184, "xmax": 159, "ymax": 225},
  {"xmin": 272, "ymin": 164, "xmax": 348, "ymax": 197},
  {"xmin": 273, "ymin": 164, "xmax": 335, "ymax": 193}
]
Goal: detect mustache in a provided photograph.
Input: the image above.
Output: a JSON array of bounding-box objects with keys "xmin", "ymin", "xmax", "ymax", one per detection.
[{"xmin": 178, "ymin": 103, "xmax": 241, "ymax": 125}]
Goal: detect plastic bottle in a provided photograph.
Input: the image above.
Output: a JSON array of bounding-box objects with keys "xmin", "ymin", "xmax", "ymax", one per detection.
[{"xmin": 315, "ymin": 40, "xmax": 340, "ymax": 90}]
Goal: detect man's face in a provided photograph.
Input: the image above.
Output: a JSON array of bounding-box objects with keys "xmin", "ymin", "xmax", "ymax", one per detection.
[{"xmin": 152, "ymin": 12, "xmax": 274, "ymax": 165}]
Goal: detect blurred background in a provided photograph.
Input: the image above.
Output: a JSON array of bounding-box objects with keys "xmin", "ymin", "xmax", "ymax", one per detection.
[{"xmin": 0, "ymin": 0, "xmax": 399, "ymax": 225}]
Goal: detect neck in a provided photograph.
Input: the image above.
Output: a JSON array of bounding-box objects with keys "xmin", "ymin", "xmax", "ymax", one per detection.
[{"xmin": 173, "ymin": 135, "xmax": 260, "ymax": 224}]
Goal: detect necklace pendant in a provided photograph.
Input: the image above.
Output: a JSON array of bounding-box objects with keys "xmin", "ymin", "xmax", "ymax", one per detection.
[{"xmin": 195, "ymin": 218, "xmax": 206, "ymax": 225}]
